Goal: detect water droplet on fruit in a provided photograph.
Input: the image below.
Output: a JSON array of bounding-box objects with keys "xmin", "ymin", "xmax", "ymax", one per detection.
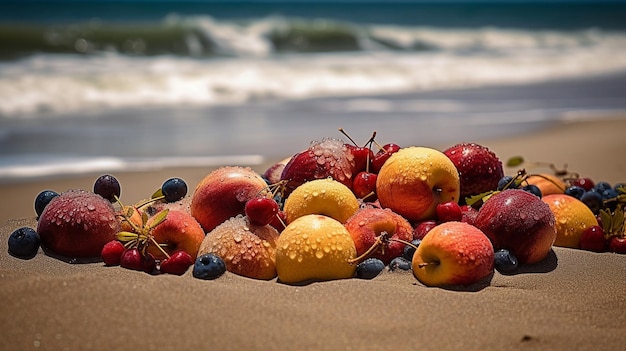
[
  {"xmin": 297, "ymin": 256, "xmax": 303, "ymax": 262},
  {"xmin": 289, "ymin": 252, "xmax": 297, "ymax": 260},
  {"xmin": 87, "ymin": 204, "xmax": 96, "ymax": 211},
  {"xmin": 323, "ymin": 246, "xmax": 331, "ymax": 253},
  {"xmin": 315, "ymin": 251, "xmax": 324, "ymax": 259}
]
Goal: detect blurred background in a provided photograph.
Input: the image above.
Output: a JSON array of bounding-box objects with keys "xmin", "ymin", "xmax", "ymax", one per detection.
[{"xmin": 1, "ymin": 0, "xmax": 625, "ymax": 183}]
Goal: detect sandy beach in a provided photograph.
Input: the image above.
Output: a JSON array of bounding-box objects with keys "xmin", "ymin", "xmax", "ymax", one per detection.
[{"xmin": 1, "ymin": 116, "xmax": 625, "ymax": 351}]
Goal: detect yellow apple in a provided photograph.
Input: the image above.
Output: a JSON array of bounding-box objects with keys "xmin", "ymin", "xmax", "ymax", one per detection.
[
  {"xmin": 283, "ymin": 178, "xmax": 359, "ymax": 224},
  {"xmin": 542, "ymin": 194, "xmax": 598, "ymax": 248},
  {"xmin": 376, "ymin": 146, "xmax": 460, "ymax": 222},
  {"xmin": 275, "ymin": 214, "xmax": 357, "ymax": 284},
  {"xmin": 412, "ymin": 221, "xmax": 494, "ymax": 287}
]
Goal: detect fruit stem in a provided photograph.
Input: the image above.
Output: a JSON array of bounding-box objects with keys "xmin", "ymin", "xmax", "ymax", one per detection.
[
  {"xmin": 338, "ymin": 127, "xmax": 359, "ymax": 146},
  {"xmin": 347, "ymin": 231, "xmax": 390, "ymax": 265},
  {"xmin": 149, "ymin": 236, "xmax": 170, "ymax": 260}
]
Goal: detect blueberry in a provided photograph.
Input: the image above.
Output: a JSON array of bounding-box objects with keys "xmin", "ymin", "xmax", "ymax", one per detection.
[
  {"xmin": 593, "ymin": 181, "xmax": 612, "ymax": 193},
  {"xmin": 34, "ymin": 190, "xmax": 59, "ymax": 217},
  {"xmin": 389, "ymin": 257, "xmax": 412, "ymax": 271},
  {"xmin": 494, "ymin": 249, "xmax": 518, "ymax": 273},
  {"xmin": 162, "ymin": 178, "xmax": 188, "ymax": 203},
  {"xmin": 564, "ymin": 186, "xmax": 585, "ymax": 200},
  {"xmin": 521, "ymin": 184, "xmax": 542, "ymax": 198},
  {"xmin": 8, "ymin": 227, "xmax": 40, "ymax": 259},
  {"xmin": 581, "ymin": 191, "xmax": 604, "ymax": 214},
  {"xmin": 497, "ymin": 176, "xmax": 515, "ymax": 191},
  {"xmin": 193, "ymin": 253, "xmax": 226, "ymax": 280},
  {"xmin": 402, "ymin": 239, "xmax": 421, "ymax": 261},
  {"xmin": 355, "ymin": 258, "xmax": 385, "ymax": 279},
  {"xmin": 94, "ymin": 174, "xmax": 121, "ymax": 202}
]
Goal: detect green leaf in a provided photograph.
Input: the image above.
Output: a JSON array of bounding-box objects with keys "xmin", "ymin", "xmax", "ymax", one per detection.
[
  {"xmin": 151, "ymin": 188, "xmax": 164, "ymax": 199},
  {"xmin": 147, "ymin": 209, "xmax": 169, "ymax": 231},
  {"xmin": 612, "ymin": 206, "xmax": 624, "ymax": 235},
  {"xmin": 506, "ymin": 156, "xmax": 525, "ymax": 167},
  {"xmin": 465, "ymin": 190, "xmax": 497, "ymax": 208},
  {"xmin": 116, "ymin": 231, "xmax": 138, "ymax": 242},
  {"xmin": 599, "ymin": 209, "xmax": 613, "ymax": 235}
]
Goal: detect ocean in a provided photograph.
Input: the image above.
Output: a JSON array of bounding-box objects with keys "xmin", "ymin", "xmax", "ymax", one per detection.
[{"xmin": 1, "ymin": 1, "xmax": 625, "ymax": 182}]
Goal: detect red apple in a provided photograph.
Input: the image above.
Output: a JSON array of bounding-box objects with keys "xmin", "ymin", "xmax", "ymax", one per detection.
[
  {"xmin": 376, "ymin": 146, "xmax": 460, "ymax": 222},
  {"xmin": 412, "ymin": 221, "xmax": 494, "ymax": 287},
  {"xmin": 443, "ymin": 142, "xmax": 504, "ymax": 202},
  {"xmin": 37, "ymin": 189, "xmax": 120, "ymax": 259},
  {"xmin": 474, "ymin": 189, "xmax": 556, "ymax": 264},
  {"xmin": 344, "ymin": 207, "xmax": 413, "ymax": 265},
  {"xmin": 280, "ymin": 138, "xmax": 357, "ymax": 195},
  {"xmin": 191, "ymin": 166, "xmax": 269, "ymax": 233},
  {"xmin": 146, "ymin": 210, "xmax": 206, "ymax": 260},
  {"xmin": 460, "ymin": 205, "xmax": 479, "ymax": 225}
]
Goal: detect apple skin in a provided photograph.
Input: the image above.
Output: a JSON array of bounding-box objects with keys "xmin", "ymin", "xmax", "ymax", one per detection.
[
  {"xmin": 412, "ymin": 221, "xmax": 494, "ymax": 287},
  {"xmin": 344, "ymin": 208, "xmax": 413, "ymax": 265},
  {"xmin": 191, "ymin": 166, "xmax": 268, "ymax": 233},
  {"xmin": 276, "ymin": 214, "xmax": 357, "ymax": 284},
  {"xmin": 37, "ymin": 189, "xmax": 120, "ymax": 259},
  {"xmin": 443, "ymin": 142, "xmax": 504, "ymax": 201},
  {"xmin": 376, "ymin": 146, "xmax": 460, "ymax": 222},
  {"xmin": 146, "ymin": 210, "xmax": 206, "ymax": 260},
  {"xmin": 283, "ymin": 178, "xmax": 360, "ymax": 224},
  {"xmin": 474, "ymin": 189, "xmax": 556, "ymax": 265},
  {"xmin": 197, "ymin": 215, "xmax": 279, "ymax": 280}
]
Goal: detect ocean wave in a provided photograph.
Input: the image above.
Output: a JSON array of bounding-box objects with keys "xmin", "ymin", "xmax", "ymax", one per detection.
[
  {"xmin": 1, "ymin": 15, "xmax": 623, "ymax": 58},
  {"xmin": 1, "ymin": 15, "xmax": 625, "ymax": 118}
]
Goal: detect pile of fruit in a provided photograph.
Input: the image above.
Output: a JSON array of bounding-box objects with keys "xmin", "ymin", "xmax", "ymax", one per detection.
[{"xmin": 8, "ymin": 129, "xmax": 626, "ymax": 288}]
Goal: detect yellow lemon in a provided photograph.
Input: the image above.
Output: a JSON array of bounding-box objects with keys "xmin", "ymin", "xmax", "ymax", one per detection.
[
  {"xmin": 275, "ymin": 214, "xmax": 357, "ymax": 284},
  {"xmin": 542, "ymin": 194, "xmax": 598, "ymax": 248},
  {"xmin": 283, "ymin": 178, "xmax": 359, "ymax": 224}
]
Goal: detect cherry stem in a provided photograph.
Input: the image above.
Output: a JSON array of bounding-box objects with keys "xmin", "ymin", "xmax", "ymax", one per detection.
[
  {"xmin": 149, "ymin": 236, "xmax": 170, "ymax": 260},
  {"xmin": 338, "ymin": 127, "xmax": 358, "ymax": 146}
]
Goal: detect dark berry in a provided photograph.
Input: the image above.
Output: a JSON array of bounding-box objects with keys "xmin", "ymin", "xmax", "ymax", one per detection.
[
  {"xmin": 521, "ymin": 184, "xmax": 542, "ymax": 198},
  {"xmin": 8, "ymin": 227, "xmax": 40, "ymax": 259},
  {"xmin": 494, "ymin": 249, "xmax": 518, "ymax": 274},
  {"xmin": 581, "ymin": 191, "xmax": 604, "ymax": 214},
  {"xmin": 34, "ymin": 190, "xmax": 59, "ymax": 217},
  {"xmin": 497, "ymin": 176, "xmax": 515, "ymax": 191},
  {"xmin": 571, "ymin": 177, "xmax": 595, "ymax": 191},
  {"xmin": 94, "ymin": 174, "xmax": 121, "ymax": 202},
  {"xmin": 564, "ymin": 186, "xmax": 585, "ymax": 200},
  {"xmin": 193, "ymin": 253, "xmax": 226, "ymax": 280},
  {"xmin": 355, "ymin": 257, "xmax": 385, "ymax": 279},
  {"xmin": 388, "ymin": 257, "xmax": 412, "ymax": 271},
  {"xmin": 162, "ymin": 178, "xmax": 187, "ymax": 202},
  {"xmin": 402, "ymin": 239, "xmax": 421, "ymax": 261},
  {"xmin": 593, "ymin": 181, "xmax": 612, "ymax": 193}
]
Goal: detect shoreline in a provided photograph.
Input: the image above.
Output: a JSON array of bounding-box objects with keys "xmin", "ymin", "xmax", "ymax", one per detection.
[{"xmin": 3, "ymin": 115, "xmax": 625, "ymax": 224}]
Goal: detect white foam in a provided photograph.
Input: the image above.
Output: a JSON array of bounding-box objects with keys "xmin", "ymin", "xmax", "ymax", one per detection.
[{"xmin": 0, "ymin": 155, "xmax": 265, "ymax": 183}]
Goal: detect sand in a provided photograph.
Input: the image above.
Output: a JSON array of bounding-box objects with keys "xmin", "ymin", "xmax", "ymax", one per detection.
[{"xmin": 1, "ymin": 117, "xmax": 626, "ymax": 350}]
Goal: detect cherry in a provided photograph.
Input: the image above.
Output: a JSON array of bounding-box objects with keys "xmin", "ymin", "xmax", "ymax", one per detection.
[
  {"xmin": 160, "ymin": 250, "xmax": 194, "ymax": 275},
  {"xmin": 460, "ymin": 205, "xmax": 479, "ymax": 225},
  {"xmin": 269, "ymin": 210, "xmax": 287, "ymax": 232},
  {"xmin": 579, "ymin": 225, "xmax": 607, "ymax": 252},
  {"xmin": 608, "ymin": 236, "xmax": 626, "ymax": 254},
  {"xmin": 413, "ymin": 220, "xmax": 437, "ymax": 240},
  {"xmin": 352, "ymin": 171, "xmax": 378, "ymax": 200},
  {"xmin": 571, "ymin": 177, "xmax": 595, "ymax": 191},
  {"xmin": 346, "ymin": 144, "xmax": 374, "ymax": 173},
  {"xmin": 371, "ymin": 143, "xmax": 401, "ymax": 173},
  {"xmin": 120, "ymin": 248, "xmax": 156, "ymax": 273},
  {"xmin": 245, "ymin": 197, "xmax": 280, "ymax": 226},
  {"xmin": 101, "ymin": 240, "xmax": 126, "ymax": 266},
  {"xmin": 435, "ymin": 201, "xmax": 462, "ymax": 223}
]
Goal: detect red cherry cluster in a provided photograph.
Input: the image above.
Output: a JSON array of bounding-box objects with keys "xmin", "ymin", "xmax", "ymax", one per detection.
[
  {"xmin": 339, "ymin": 128, "xmax": 401, "ymax": 202},
  {"xmin": 244, "ymin": 181, "xmax": 287, "ymax": 232},
  {"xmin": 101, "ymin": 208, "xmax": 194, "ymax": 275}
]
